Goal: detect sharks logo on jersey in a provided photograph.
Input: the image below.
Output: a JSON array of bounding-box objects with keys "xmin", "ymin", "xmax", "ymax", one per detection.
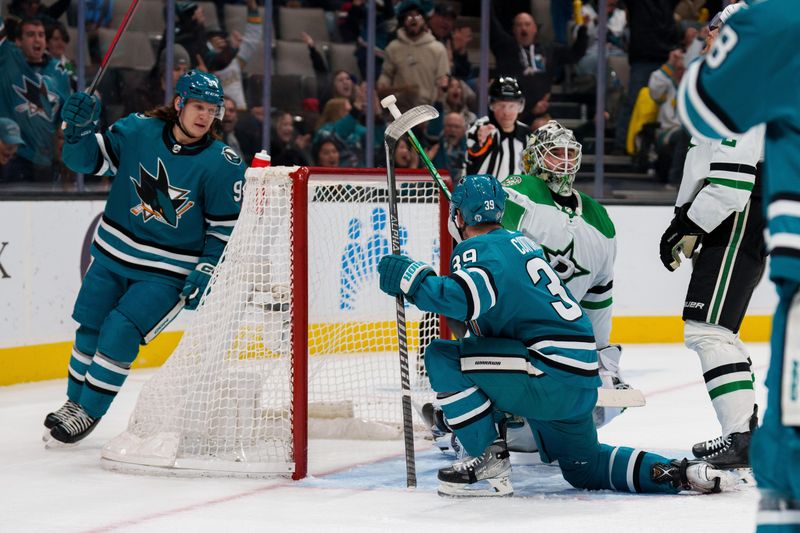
[
  {"xmin": 542, "ymin": 239, "xmax": 589, "ymax": 283},
  {"xmin": 13, "ymin": 74, "xmax": 59, "ymax": 120},
  {"xmin": 129, "ymin": 158, "xmax": 194, "ymax": 227},
  {"xmin": 222, "ymin": 146, "xmax": 241, "ymax": 165}
]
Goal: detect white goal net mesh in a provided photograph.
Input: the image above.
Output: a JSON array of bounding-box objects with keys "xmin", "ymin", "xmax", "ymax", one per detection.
[{"xmin": 102, "ymin": 166, "xmax": 448, "ymax": 477}]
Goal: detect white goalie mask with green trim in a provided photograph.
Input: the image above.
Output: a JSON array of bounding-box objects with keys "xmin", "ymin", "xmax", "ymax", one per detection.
[{"xmin": 522, "ymin": 120, "xmax": 582, "ymax": 196}]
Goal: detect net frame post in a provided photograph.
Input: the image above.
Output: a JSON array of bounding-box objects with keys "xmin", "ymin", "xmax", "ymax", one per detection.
[{"xmin": 291, "ymin": 167, "xmax": 310, "ymax": 480}]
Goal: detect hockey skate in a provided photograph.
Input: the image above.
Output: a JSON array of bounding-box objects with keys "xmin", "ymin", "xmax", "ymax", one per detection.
[
  {"xmin": 437, "ymin": 439, "xmax": 513, "ymax": 497},
  {"xmin": 650, "ymin": 458, "xmax": 739, "ymax": 493},
  {"xmin": 46, "ymin": 405, "xmax": 100, "ymax": 447},
  {"xmin": 692, "ymin": 406, "xmax": 757, "ymax": 467},
  {"xmin": 42, "ymin": 399, "xmax": 81, "ymax": 441}
]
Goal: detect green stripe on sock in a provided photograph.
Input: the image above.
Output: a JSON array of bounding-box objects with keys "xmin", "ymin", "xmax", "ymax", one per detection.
[
  {"xmin": 706, "ymin": 177, "xmax": 754, "ymax": 191},
  {"xmin": 708, "ymin": 380, "xmax": 754, "ymax": 400},
  {"xmin": 581, "ymin": 298, "xmax": 612, "ymax": 310}
]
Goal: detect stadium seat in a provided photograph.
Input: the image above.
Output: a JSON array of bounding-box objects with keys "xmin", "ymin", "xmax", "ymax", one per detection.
[
  {"xmin": 275, "ymin": 40, "xmax": 316, "ymax": 77},
  {"xmin": 128, "ymin": 0, "xmax": 165, "ymax": 35},
  {"xmin": 278, "ymin": 6, "xmax": 329, "ymax": 42},
  {"xmin": 242, "ymin": 41, "xmax": 271, "ymax": 76},
  {"xmin": 531, "ymin": 0, "xmax": 555, "ymax": 45},
  {"xmin": 65, "ymin": 26, "xmax": 90, "ymax": 64},
  {"xmin": 223, "ymin": 5, "xmax": 267, "ymax": 34},
  {"xmin": 98, "ymin": 28, "xmax": 155, "ymax": 71},
  {"xmin": 324, "ymin": 42, "xmax": 358, "ymax": 76}
]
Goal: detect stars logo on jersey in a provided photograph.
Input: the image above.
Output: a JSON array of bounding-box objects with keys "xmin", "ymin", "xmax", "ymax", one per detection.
[
  {"xmin": 542, "ymin": 239, "xmax": 589, "ymax": 283},
  {"xmin": 222, "ymin": 146, "xmax": 241, "ymax": 165},
  {"xmin": 129, "ymin": 158, "xmax": 194, "ymax": 228},
  {"xmin": 13, "ymin": 75, "xmax": 58, "ymax": 120}
]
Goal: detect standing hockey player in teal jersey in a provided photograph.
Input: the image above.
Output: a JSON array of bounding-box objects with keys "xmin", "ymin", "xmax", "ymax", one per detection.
[
  {"xmin": 0, "ymin": 16, "xmax": 71, "ymax": 181},
  {"xmin": 677, "ymin": 1, "xmax": 800, "ymax": 529},
  {"xmin": 43, "ymin": 70, "xmax": 244, "ymax": 447},
  {"xmin": 378, "ymin": 174, "xmax": 737, "ymax": 497}
]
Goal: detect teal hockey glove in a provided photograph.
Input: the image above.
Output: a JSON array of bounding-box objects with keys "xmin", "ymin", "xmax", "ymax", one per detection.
[
  {"xmin": 61, "ymin": 92, "xmax": 101, "ymax": 142},
  {"xmin": 181, "ymin": 263, "xmax": 215, "ymax": 310},
  {"xmin": 378, "ymin": 254, "xmax": 434, "ymax": 301}
]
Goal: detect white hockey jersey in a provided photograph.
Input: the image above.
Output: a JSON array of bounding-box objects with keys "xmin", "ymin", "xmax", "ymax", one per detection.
[
  {"xmin": 676, "ymin": 124, "xmax": 765, "ymax": 232},
  {"xmin": 501, "ymin": 175, "xmax": 616, "ymax": 347}
]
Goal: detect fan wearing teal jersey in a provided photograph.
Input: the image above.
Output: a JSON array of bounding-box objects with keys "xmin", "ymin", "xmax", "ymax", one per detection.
[
  {"xmin": 676, "ymin": 1, "xmax": 800, "ymax": 528},
  {"xmin": 42, "ymin": 70, "xmax": 245, "ymax": 447},
  {"xmin": 378, "ymin": 174, "xmax": 737, "ymax": 497}
]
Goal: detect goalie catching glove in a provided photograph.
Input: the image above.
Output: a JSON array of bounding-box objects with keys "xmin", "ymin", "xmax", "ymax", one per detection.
[
  {"xmin": 181, "ymin": 263, "xmax": 215, "ymax": 310},
  {"xmin": 378, "ymin": 254, "xmax": 434, "ymax": 302},
  {"xmin": 659, "ymin": 204, "xmax": 705, "ymax": 271}
]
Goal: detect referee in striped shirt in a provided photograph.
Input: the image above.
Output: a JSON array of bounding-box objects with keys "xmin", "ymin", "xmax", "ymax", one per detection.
[{"xmin": 464, "ymin": 77, "xmax": 531, "ymax": 181}]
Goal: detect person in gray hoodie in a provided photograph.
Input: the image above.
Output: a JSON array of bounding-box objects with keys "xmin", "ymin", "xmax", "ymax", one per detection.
[{"xmin": 377, "ymin": 0, "xmax": 449, "ymax": 110}]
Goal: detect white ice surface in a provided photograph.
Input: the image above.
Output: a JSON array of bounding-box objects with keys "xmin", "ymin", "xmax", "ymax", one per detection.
[{"xmin": 1, "ymin": 344, "xmax": 769, "ymax": 532}]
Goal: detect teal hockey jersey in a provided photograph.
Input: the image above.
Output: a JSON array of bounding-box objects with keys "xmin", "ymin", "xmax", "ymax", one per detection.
[
  {"xmin": 413, "ymin": 228, "xmax": 601, "ymax": 389},
  {"xmin": 677, "ymin": 0, "xmax": 800, "ymax": 285},
  {"xmin": 62, "ymin": 113, "xmax": 245, "ymax": 287},
  {"xmin": 0, "ymin": 17, "xmax": 71, "ymax": 166}
]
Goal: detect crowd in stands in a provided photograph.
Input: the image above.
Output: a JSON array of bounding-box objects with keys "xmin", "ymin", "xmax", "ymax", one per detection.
[{"xmin": 0, "ymin": 0, "xmax": 737, "ymax": 191}]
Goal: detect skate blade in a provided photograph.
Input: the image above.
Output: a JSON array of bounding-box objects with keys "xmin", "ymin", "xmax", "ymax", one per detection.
[
  {"xmin": 44, "ymin": 435, "xmax": 79, "ymax": 449},
  {"xmin": 42, "ymin": 427, "xmax": 53, "ymax": 442},
  {"xmin": 437, "ymin": 476, "xmax": 513, "ymax": 498}
]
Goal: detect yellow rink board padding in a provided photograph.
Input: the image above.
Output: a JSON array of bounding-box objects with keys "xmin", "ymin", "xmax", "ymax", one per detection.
[{"xmin": 0, "ymin": 315, "xmax": 771, "ymax": 386}]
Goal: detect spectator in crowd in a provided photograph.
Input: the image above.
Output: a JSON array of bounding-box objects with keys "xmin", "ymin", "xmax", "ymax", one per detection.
[
  {"xmin": 84, "ymin": 0, "xmax": 113, "ymax": 64},
  {"xmin": 155, "ymin": 2, "xmax": 212, "ymax": 71},
  {"xmin": 426, "ymin": 111, "xmax": 467, "ymax": 180},
  {"xmin": 550, "ymin": 0, "xmax": 573, "ymax": 45},
  {"xmin": 125, "ymin": 44, "xmax": 190, "ymax": 115},
  {"xmin": 271, "ymin": 110, "xmax": 311, "ymax": 166},
  {"xmin": 441, "ymin": 76, "xmax": 476, "ymax": 126},
  {"xmin": 394, "ymin": 136, "xmax": 420, "ymax": 169},
  {"xmin": 464, "ymin": 76, "xmax": 530, "ymax": 180},
  {"xmin": 674, "ymin": 0, "xmax": 708, "ymax": 23},
  {"xmin": 313, "ymin": 137, "xmax": 341, "ymax": 167},
  {"xmin": 490, "ymin": 5, "xmax": 588, "ymax": 103},
  {"xmin": 0, "ymin": 16, "xmax": 71, "ymax": 182},
  {"xmin": 613, "ymin": 0, "xmax": 680, "ymax": 154},
  {"xmin": 0, "ymin": 118, "xmax": 26, "ymax": 180},
  {"xmin": 648, "ymin": 47, "xmax": 688, "ymax": 185},
  {"xmin": 377, "ymin": 0, "xmax": 449, "ymax": 109},
  {"xmin": 301, "ymin": 31, "xmax": 357, "ymax": 108},
  {"xmin": 428, "ymin": 3, "xmax": 472, "ymax": 80},
  {"xmin": 339, "ymin": 0, "xmax": 395, "ymax": 79},
  {"xmin": 205, "ymin": 0, "xmax": 261, "ymax": 111},
  {"xmin": 220, "ymin": 96, "xmax": 243, "ymax": 159},
  {"xmin": 6, "ymin": 0, "xmax": 71, "ymax": 37},
  {"xmin": 45, "ymin": 20, "xmax": 75, "ymax": 85},
  {"xmin": 531, "ymin": 111, "xmax": 553, "ymax": 131},
  {"xmin": 574, "ymin": 0, "xmax": 627, "ymax": 79},
  {"xmin": 683, "ymin": 23, "xmax": 707, "ymax": 64}
]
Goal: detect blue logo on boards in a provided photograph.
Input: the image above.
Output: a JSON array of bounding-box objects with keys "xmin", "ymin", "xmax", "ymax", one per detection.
[{"xmin": 338, "ymin": 207, "xmax": 440, "ymax": 310}]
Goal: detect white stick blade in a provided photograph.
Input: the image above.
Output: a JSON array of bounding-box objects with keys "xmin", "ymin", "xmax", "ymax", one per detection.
[
  {"xmin": 386, "ymin": 105, "xmax": 439, "ymax": 141},
  {"xmin": 596, "ymin": 388, "xmax": 646, "ymax": 407}
]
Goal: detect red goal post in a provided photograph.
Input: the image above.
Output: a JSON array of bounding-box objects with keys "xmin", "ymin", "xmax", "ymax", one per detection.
[{"xmin": 101, "ymin": 166, "xmax": 453, "ymax": 479}]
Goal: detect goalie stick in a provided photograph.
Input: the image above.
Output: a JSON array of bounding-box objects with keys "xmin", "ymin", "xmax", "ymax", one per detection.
[{"xmin": 384, "ymin": 103, "xmax": 440, "ymax": 488}]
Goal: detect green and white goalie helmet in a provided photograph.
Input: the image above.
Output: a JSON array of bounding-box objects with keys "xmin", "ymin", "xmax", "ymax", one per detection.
[{"xmin": 521, "ymin": 120, "xmax": 582, "ymax": 196}]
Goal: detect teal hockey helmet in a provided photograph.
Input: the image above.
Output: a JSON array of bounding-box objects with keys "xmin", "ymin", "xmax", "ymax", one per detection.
[
  {"xmin": 175, "ymin": 69, "xmax": 225, "ymax": 120},
  {"xmin": 450, "ymin": 174, "xmax": 507, "ymax": 226}
]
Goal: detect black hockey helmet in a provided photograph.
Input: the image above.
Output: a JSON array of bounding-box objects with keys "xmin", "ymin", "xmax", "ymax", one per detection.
[{"xmin": 489, "ymin": 77, "xmax": 523, "ymax": 103}]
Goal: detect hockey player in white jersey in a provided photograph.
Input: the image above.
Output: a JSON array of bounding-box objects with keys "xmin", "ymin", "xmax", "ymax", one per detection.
[
  {"xmin": 659, "ymin": 9, "xmax": 765, "ymax": 469},
  {"xmin": 502, "ymin": 120, "xmax": 630, "ymax": 429}
]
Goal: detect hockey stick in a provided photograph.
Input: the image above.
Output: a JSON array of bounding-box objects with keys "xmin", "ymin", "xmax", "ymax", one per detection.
[
  {"xmin": 384, "ymin": 105, "xmax": 440, "ymax": 488},
  {"xmin": 381, "ymin": 96, "xmax": 451, "ymax": 200},
  {"xmin": 62, "ymin": 0, "xmax": 142, "ymax": 129},
  {"xmin": 87, "ymin": 0, "xmax": 142, "ymax": 94}
]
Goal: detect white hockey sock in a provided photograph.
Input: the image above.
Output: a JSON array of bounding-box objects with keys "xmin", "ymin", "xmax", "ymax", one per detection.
[{"xmin": 685, "ymin": 320, "xmax": 755, "ymax": 436}]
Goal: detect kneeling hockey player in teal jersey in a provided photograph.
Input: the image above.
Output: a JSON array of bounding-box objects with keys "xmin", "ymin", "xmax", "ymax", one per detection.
[
  {"xmin": 378, "ymin": 174, "xmax": 738, "ymax": 497},
  {"xmin": 43, "ymin": 70, "xmax": 244, "ymax": 447}
]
